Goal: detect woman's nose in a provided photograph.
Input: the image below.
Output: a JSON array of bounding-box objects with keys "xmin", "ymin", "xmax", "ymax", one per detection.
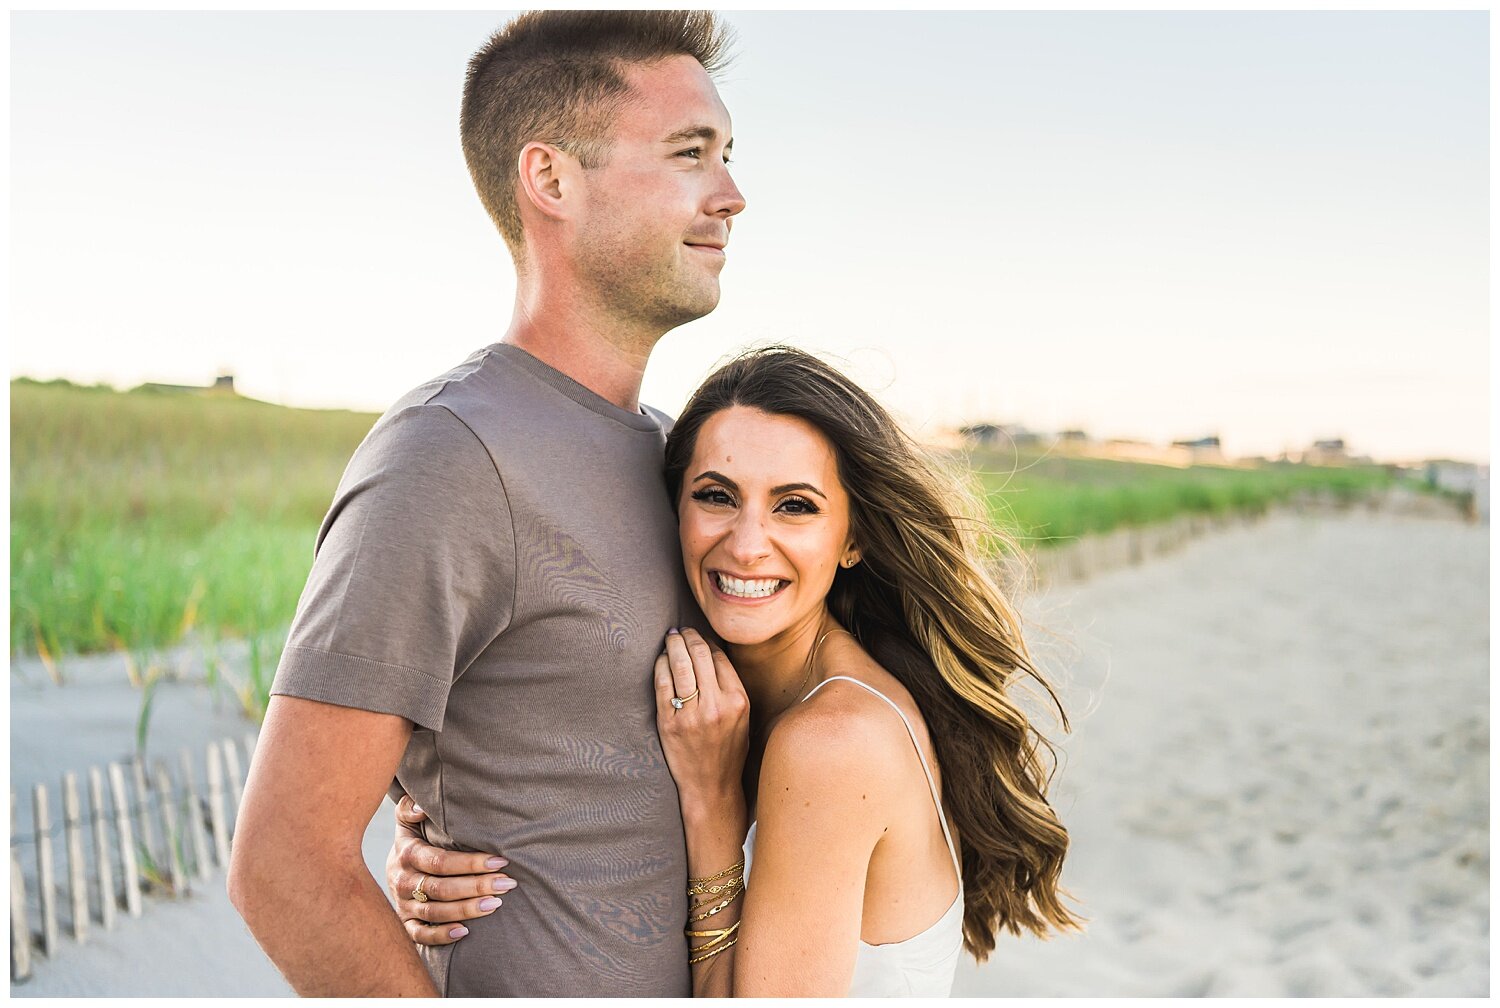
[{"xmin": 725, "ymin": 513, "xmax": 772, "ymax": 564}]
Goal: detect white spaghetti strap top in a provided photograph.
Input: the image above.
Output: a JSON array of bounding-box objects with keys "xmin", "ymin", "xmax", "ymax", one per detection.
[{"xmin": 742, "ymin": 676, "xmax": 964, "ymax": 997}]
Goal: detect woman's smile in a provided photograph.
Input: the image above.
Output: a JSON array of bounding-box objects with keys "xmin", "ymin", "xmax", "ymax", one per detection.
[{"xmin": 708, "ymin": 570, "xmax": 790, "ymax": 601}]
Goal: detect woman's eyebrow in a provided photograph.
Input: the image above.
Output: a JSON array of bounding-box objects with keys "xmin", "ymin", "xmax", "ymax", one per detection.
[
  {"xmin": 771, "ymin": 482, "xmax": 826, "ymax": 500},
  {"xmin": 692, "ymin": 470, "xmax": 738, "ymax": 490}
]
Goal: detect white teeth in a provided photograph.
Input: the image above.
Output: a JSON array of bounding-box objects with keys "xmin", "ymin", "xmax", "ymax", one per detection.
[{"xmin": 715, "ymin": 573, "xmax": 784, "ymax": 598}]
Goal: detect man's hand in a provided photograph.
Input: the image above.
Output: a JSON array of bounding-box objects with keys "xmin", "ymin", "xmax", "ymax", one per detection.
[{"xmin": 386, "ymin": 795, "xmax": 517, "ymax": 946}]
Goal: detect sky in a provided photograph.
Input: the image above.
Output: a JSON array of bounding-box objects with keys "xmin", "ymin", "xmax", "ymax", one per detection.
[{"xmin": 9, "ymin": 10, "xmax": 1490, "ymax": 463}]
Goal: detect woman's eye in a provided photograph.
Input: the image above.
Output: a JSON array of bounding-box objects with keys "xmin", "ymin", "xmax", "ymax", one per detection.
[
  {"xmin": 776, "ymin": 496, "xmax": 820, "ymax": 516},
  {"xmin": 690, "ymin": 487, "xmax": 734, "ymax": 507}
]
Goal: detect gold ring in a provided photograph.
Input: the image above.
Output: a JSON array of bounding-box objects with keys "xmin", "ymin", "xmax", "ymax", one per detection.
[
  {"xmin": 670, "ymin": 689, "xmax": 700, "ymax": 710},
  {"xmin": 412, "ymin": 874, "xmax": 430, "ymax": 903}
]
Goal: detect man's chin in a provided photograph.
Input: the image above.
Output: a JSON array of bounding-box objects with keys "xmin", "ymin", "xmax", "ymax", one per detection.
[{"xmin": 659, "ymin": 286, "xmax": 722, "ymax": 332}]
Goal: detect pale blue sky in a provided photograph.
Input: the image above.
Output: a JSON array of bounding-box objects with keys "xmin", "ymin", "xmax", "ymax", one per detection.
[{"xmin": 10, "ymin": 11, "xmax": 1489, "ymax": 462}]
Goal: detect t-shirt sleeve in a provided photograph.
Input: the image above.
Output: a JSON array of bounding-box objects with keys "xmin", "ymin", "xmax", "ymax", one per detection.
[{"xmin": 270, "ymin": 402, "xmax": 515, "ymax": 732}]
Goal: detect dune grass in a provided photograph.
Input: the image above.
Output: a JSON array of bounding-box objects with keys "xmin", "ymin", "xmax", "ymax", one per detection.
[
  {"xmin": 12, "ymin": 378, "xmax": 1402, "ymax": 670},
  {"xmin": 967, "ymin": 449, "xmax": 1395, "ymax": 547},
  {"xmin": 11, "ymin": 379, "xmax": 376, "ymax": 664}
]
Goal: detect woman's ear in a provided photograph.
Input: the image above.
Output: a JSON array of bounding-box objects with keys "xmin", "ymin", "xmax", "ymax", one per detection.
[
  {"xmin": 516, "ymin": 141, "xmax": 581, "ymax": 223},
  {"xmin": 842, "ymin": 544, "xmax": 862, "ymax": 568}
]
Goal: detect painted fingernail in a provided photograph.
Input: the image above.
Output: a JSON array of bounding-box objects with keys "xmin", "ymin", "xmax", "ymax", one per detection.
[
  {"xmin": 479, "ymin": 897, "xmax": 502, "ymax": 911},
  {"xmin": 667, "ymin": 627, "xmax": 679, "ymax": 635},
  {"xmin": 485, "ymin": 857, "xmax": 508, "ymax": 869},
  {"xmin": 449, "ymin": 926, "xmax": 469, "ymax": 939},
  {"xmin": 411, "ymin": 803, "xmax": 423, "ymax": 815},
  {"xmin": 492, "ymin": 877, "xmax": 517, "ymax": 892}
]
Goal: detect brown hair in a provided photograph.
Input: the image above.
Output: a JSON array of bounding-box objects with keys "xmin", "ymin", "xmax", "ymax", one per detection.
[
  {"xmin": 461, "ymin": 10, "xmax": 734, "ymax": 257},
  {"xmin": 664, "ymin": 346, "xmax": 1083, "ymax": 959}
]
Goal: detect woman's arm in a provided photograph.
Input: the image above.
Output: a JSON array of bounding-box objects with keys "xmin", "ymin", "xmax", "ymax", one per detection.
[
  {"xmin": 659, "ymin": 639, "xmax": 900, "ymax": 996},
  {"xmin": 730, "ymin": 697, "xmax": 892, "ymax": 996},
  {"xmin": 655, "ymin": 629, "xmax": 751, "ymax": 997}
]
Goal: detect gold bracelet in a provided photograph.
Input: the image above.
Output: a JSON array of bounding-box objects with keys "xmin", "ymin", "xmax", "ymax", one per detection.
[
  {"xmin": 687, "ymin": 858, "xmax": 746, "ymax": 892},
  {"xmin": 686, "ymin": 921, "xmax": 740, "ymax": 940},
  {"xmin": 690, "ymin": 932, "xmax": 736, "ymax": 959},
  {"xmin": 687, "ymin": 920, "xmax": 741, "ymax": 955},
  {"xmin": 688, "ymin": 876, "xmax": 743, "ymax": 898},
  {"xmin": 689, "ymin": 881, "xmax": 744, "ymax": 918},
  {"xmin": 688, "ymin": 935, "xmax": 738, "ymax": 965},
  {"xmin": 688, "ymin": 889, "xmax": 744, "ymax": 922},
  {"xmin": 689, "ymin": 876, "xmax": 743, "ymax": 910}
]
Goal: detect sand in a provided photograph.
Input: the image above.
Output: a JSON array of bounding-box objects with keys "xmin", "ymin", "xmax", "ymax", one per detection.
[
  {"xmin": 956, "ymin": 508, "xmax": 1489, "ymax": 997},
  {"xmin": 9, "ymin": 507, "xmax": 1488, "ymax": 997}
]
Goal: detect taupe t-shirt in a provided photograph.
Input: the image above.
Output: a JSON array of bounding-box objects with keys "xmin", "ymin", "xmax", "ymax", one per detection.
[{"xmin": 271, "ymin": 343, "xmax": 698, "ymax": 996}]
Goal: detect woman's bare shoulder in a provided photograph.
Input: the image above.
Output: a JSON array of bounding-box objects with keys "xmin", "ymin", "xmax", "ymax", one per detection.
[{"xmin": 761, "ymin": 670, "xmax": 913, "ymax": 796}]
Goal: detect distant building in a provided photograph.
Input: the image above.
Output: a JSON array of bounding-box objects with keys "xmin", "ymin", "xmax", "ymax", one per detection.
[
  {"xmin": 1169, "ymin": 435, "xmax": 1225, "ymax": 464},
  {"xmin": 1305, "ymin": 438, "xmax": 1350, "ymax": 466},
  {"xmin": 134, "ymin": 374, "xmax": 237, "ymax": 397},
  {"xmin": 1426, "ymin": 460, "xmax": 1489, "ymax": 522}
]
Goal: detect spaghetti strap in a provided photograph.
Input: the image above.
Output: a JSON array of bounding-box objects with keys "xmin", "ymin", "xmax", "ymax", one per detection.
[{"xmin": 802, "ymin": 675, "xmax": 962, "ymax": 882}]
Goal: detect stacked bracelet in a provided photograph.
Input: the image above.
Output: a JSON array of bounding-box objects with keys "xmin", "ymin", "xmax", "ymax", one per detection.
[
  {"xmin": 685, "ymin": 858, "xmax": 747, "ymax": 964},
  {"xmin": 687, "ymin": 858, "xmax": 745, "ymax": 895},
  {"xmin": 686, "ymin": 920, "xmax": 741, "ymax": 964}
]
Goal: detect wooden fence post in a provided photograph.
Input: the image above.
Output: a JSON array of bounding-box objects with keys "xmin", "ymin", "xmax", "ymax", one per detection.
[
  {"xmin": 130, "ymin": 757, "xmax": 159, "ymax": 876},
  {"xmin": 11, "ymin": 790, "xmax": 32, "ymax": 982},
  {"xmin": 32, "ymin": 784, "xmax": 58, "ymax": 957},
  {"xmin": 107, "ymin": 764, "xmax": 142, "ymax": 918},
  {"xmin": 221, "ymin": 738, "xmax": 245, "ymax": 825},
  {"xmin": 61, "ymin": 774, "xmax": 88, "ymax": 943},
  {"xmin": 206, "ymin": 744, "xmax": 230, "ymax": 869},
  {"xmin": 179, "ymin": 749, "xmax": 211, "ymax": 883},
  {"xmin": 152, "ymin": 763, "xmax": 186, "ymax": 897},
  {"xmin": 88, "ymin": 767, "xmax": 116, "ymax": 931}
]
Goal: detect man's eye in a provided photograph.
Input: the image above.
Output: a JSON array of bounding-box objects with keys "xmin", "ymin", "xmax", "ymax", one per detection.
[
  {"xmin": 690, "ymin": 487, "xmax": 734, "ymax": 506},
  {"xmin": 677, "ymin": 147, "xmax": 703, "ymax": 160}
]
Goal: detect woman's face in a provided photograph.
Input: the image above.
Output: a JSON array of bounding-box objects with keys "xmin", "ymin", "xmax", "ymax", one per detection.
[{"xmin": 677, "ymin": 406, "xmax": 860, "ymax": 648}]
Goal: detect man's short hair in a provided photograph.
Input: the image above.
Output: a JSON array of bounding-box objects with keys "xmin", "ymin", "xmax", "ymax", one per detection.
[{"xmin": 461, "ymin": 10, "xmax": 734, "ymax": 257}]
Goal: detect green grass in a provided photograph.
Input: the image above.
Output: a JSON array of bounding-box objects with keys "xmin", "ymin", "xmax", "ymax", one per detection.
[
  {"xmin": 11, "ymin": 378, "xmax": 377, "ymax": 660},
  {"xmin": 13, "ymin": 377, "xmax": 1407, "ymax": 671},
  {"xmin": 968, "ymin": 449, "xmax": 1396, "ymax": 547}
]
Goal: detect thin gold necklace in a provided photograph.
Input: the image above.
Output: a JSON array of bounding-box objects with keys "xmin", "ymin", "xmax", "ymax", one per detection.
[{"xmin": 789, "ymin": 624, "xmax": 855, "ymax": 709}]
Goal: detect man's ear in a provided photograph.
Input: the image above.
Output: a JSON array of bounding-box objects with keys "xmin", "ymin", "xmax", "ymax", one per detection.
[{"xmin": 516, "ymin": 141, "xmax": 580, "ymax": 223}]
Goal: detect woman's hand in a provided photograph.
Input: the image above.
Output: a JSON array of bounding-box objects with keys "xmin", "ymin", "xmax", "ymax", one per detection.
[
  {"xmin": 654, "ymin": 628, "xmax": 750, "ymax": 812},
  {"xmin": 384, "ymin": 795, "xmax": 517, "ymax": 946}
]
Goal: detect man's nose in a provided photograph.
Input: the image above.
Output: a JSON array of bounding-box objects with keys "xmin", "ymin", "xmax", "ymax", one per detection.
[{"xmin": 713, "ymin": 163, "xmax": 746, "ymax": 220}]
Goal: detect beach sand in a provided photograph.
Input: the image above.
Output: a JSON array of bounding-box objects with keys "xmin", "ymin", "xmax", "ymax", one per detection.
[
  {"xmin": 957, "ymin": 508, "xmax": 1489, "ymax": 997},
  {"xmin": 10, "ymin": 508, "xmax": 1488, "ymax": 996}
]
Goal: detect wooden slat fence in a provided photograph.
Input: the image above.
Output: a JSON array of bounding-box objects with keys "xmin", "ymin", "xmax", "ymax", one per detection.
[{"xmin": 10, "ymin": 734, "xmax": 255, "ymax": 983}]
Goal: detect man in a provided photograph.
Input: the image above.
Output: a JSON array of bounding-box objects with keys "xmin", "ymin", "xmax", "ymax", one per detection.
[{"xmin": 228, "ymin": 11, "xmax": 744, "ymax": 997}]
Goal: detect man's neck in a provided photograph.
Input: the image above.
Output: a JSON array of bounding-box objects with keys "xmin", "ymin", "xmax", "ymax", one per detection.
[{"xmin": 503, "ymin": 278, "xmax": 660, "ymax": 414}]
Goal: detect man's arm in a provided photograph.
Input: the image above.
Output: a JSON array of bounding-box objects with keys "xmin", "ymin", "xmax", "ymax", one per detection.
[{"xmin": 228, "ymin": 696, "xmax": 437, "ymax": 997}]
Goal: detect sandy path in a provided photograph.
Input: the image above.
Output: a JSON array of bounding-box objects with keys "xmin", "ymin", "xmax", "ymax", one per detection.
[
  {"xmin": 10, "ymin": 509, "xmax": 1487, "ymax": 996},
  {"xmin": 955, "ymin": 510, "xmax": 1488, "ymax": 997}
]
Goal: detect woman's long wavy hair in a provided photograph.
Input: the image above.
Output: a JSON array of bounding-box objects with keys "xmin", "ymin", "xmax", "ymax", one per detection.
[{"xmin": 664, "ymin": 346, "xmax": 1082, "ymax": 958}]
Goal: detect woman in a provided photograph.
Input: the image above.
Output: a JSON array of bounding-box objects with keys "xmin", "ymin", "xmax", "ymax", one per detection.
[{"xmin": 397, "ymin": 346, "xmax": 1078, "ymax": 995}]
